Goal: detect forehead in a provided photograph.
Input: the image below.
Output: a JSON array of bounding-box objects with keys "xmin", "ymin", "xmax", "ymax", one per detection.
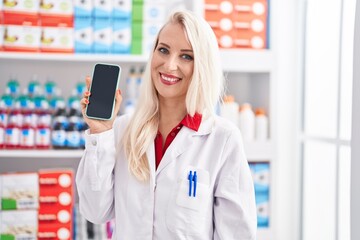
[{"xmin": 158, "ymin": 22, "xmax": 192, "ymax": 49}]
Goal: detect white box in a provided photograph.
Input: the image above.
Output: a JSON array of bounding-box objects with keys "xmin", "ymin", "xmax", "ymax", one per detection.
[
  {"xmin": 112, "ymin": 0, "xmax": 131, "ymax": 19},
  {"xmin": 93, "ymin": 17, "xmax": 112, "ymax": 53},
  {"xmin": 40, "ymin": 26, "xmax": 74, "ymax": 52},
  {"xmin": 1, "ymin": 173, "xmax": 39, "ymax": 210},
  {"xmin": 3, "ymin": 25, "xmax": 41, "ymax": 52},
  {"xmin": 0, "ymin": 210, "xmax": 38, "ymax": 240}
]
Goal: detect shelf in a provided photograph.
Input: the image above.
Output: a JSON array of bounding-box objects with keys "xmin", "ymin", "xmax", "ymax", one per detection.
[
  {"xmin": 0, "ymin": 52, "xmax": 149, "ymax": 63},
  {"xmin": 220, "ymin": 49, "xmax": 274, "ymax": 72},
  {"xmin": 0, "ymin": 149, "xmax": 84, "ymax": 158},
  {"xmin": 244, "ymin": 140, "xmax": 275, "ymax": 161},
  {"xmin": 0, "ymin": 141, "xmax": 274, "ymax": 160},
  {"xmin": 257, "ymin": 228, "xmax": 273, "ymax": 240},
  {"xmin": 0, "ymin": 49, "xmax": 274, "ymax": 72}
]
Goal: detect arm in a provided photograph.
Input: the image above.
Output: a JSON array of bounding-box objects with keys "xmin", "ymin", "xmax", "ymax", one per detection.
[
  {"xmin": 76, "ymin": 128, "xmax": 116, "ymax": 224},
  {"xmin": 213, "ymin": 130, "xmax": 257, "ymax": 240}
]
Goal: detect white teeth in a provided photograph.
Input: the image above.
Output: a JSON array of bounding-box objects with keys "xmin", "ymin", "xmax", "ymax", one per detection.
[{"xmin": 161, "ymin": 74, "xmax": 179, "ymax": 82}]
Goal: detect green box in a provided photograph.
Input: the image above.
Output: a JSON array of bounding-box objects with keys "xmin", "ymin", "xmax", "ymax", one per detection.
[
  {"xmin": 132, "ymin": 22, "xmax": 143, "ymax": 39},
  {"xmin": 131, "ymin": 39, "xmax": 142, "ymax": 55},
  {"xmin": 132, "ymin": 3, "xmax": 143, "ymax": 22}
]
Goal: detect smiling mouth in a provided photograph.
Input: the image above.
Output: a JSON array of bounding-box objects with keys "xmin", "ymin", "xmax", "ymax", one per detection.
[{"xmin": 160, "ymin": 73, "xmax": 182, "ymax": 84}]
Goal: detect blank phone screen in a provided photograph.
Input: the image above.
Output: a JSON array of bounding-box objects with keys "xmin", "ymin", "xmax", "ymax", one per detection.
[{"xmin": 86, "ymin": 64, "xmax": 120, "ymax": 119}]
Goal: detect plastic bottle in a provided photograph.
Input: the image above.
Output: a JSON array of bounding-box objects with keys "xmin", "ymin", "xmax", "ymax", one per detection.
[
  {"xmin": 5, "ymin": 109, "xmax": 20, "ymax": 149},
  {"xmin": 0, "ymin": 104, "xmax": 5, "ymax": 149},
  {"xmin": 35, "ymin": 100, "xmax": 52, "ymax": 149},
  {"xmin": 66, "ymin": 122, "xmax": 81, "ymax": 149},
  {"xmin": 124, "ymin": 67, "xmax": 137, "ymax": 114},
  {"xmin": 220, "ymin": 95, "xmax": 239, "ymax": 126},
  {"xmin": 28, "ymin": 75, "xmax": 41, "ymax": 98},
  {"xmin": 19, "ymin": 96, "xmax": 35, "ymax": 149},
  {"xmin": 255, "ymin": 108, "xmax": 268, "ymax": 141},
  {"xmin": 238, "ymin": 103, "xmax": 255, "ymax": 141},
  {"xmin": 6, "ymin": 75, "xmax": 20, "ymax": 98},
  {"xmin": 51, "ymin": 122, "xmax": 67, "ymax": 149}
]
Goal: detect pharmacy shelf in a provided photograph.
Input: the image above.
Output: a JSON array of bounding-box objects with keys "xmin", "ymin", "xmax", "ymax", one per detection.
[
  {"xmin": 0, "ymin": 52, "xmax": 149, "ymax": 63},
  {"xmin": 220, "ymin": 49, "xmax": 274, "ymax": 72},
  {"xmin": 257, "ymin": 228, "xmax": 273, "ymax": 240},
  {"xmin": 244, "ymin": 140, "xmax": 275, "ymax": 161},
  {"xmin": 0, "ymin": 49, "xmax": 274, "ymax": 72},
  {"xmin": 0, "ymin": 141, "xmax": 274, "ymax": 160},
  {"xmin": 0, "ymin": 149, "xmax": 84, "ymax": 158}
]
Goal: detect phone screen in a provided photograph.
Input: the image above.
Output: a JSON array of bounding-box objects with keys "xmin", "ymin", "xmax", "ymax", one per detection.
[{"xmin": 86, "ymin": 63, "xmax": 121, "ymax": 120}]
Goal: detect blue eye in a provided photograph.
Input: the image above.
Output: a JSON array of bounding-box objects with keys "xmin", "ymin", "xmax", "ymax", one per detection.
[
  {"xmin": 182, "ymin": 54, "xmax": 193, "ymax": 61},
  {"xmin": 158, "ymin": 47, "xmax": 168, "ymax": 54}
]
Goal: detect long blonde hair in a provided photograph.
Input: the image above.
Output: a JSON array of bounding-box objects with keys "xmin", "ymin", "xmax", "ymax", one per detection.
[{"xmin": 122, "ymin": 10, "xmax": 224, "ymax": 181}]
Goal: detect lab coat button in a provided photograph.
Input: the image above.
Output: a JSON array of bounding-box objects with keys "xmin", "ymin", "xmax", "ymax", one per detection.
[{"xmin": 92, "ymin": 140, "xmax": 97, "ymax": 146}]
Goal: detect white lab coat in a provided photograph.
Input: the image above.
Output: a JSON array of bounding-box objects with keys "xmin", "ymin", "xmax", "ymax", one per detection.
[{"xmin": 76, "ymin": 114, "xmax": 257, "ymax": 240}]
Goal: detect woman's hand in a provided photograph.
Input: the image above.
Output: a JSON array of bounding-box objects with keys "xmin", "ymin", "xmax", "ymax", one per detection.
[{"xmin": 80, "ymin": 76, "xmax": 123, "ymax": 134}]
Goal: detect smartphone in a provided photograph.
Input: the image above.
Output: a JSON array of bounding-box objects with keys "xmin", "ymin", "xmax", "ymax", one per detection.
[{"xmin": 85, "ymin": 63, "xmax": 121, "ymax": 120}]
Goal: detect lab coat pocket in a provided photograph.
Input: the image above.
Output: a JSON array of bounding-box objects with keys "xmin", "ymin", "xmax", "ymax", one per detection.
[{"xmin": 166, "ymin": 168, "xmax": 211, "ymax": 236}]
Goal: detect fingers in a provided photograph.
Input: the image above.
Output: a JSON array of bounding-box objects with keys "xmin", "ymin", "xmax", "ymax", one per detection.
[
  {"xmin": 114, "ymin": 89, "xmax": 122, "ymax": 116},
  {"xmin": 85, "ymin": 76, "xmax": 91, "ymax": 90}
]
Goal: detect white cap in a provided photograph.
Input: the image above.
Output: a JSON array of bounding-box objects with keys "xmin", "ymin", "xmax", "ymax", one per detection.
[{"xmin": 58, "ymin": 174, "xmax": 71, "ymax": 188}]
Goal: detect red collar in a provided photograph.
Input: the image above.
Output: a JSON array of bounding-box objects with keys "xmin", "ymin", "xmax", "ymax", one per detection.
[{"xmin": 180, "ymin": 112, "xmax": 202, "ymax": 131}]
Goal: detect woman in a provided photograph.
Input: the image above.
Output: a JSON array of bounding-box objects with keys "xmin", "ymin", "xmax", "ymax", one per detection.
[{"xmin": 76, "ymin": 10, "xmax": 257, "ymax": 240}]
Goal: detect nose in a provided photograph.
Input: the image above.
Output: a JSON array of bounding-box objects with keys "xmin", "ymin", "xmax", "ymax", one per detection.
[{"xmin": 164, "ymin": 54, "xmax": 178, "ymax": 71}]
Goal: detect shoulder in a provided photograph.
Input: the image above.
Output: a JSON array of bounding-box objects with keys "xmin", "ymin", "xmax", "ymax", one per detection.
[
  {"xmin": 113, "ymin": 113, "xmax": 133, "ymax": 138},
  {"xmin": 211, "ymin": 115, "xmax": 242, "ymax": 139}
]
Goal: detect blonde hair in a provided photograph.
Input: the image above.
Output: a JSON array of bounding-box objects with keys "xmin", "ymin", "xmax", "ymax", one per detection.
[{"xmin": 122, "ymin": 10, "xmax": 224, "ymax": 181}]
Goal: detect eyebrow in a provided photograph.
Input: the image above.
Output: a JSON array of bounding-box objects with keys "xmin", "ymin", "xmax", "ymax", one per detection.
[{"xmin": 158, "ymin": 42, "xmax": 193, "ymax": 53}]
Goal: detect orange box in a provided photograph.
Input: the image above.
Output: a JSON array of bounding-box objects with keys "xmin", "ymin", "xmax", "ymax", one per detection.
[
  {"xmin": 212, "ymin": 28, "xmax": 236, "ymax": 48},
  {"xmin": 38, "ymin": 223, "xmax": 72, "ymax": 240},
  {"xmin": 234, "ymin": 29, "xmax": 266, "ymax": 49}
]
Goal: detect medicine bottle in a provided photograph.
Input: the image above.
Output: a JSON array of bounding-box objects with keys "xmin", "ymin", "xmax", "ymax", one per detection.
[
  {"xmin": 238, "ymin": 103, "xmax": 255, "ymax": 141},
  {"xmin": 255, "ymin": 108, "xmax": 268, "ymax": 141}
]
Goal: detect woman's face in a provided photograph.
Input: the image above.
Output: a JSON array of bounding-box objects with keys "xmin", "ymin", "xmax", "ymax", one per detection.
[{"xmin": 151, "ymin": 22, "xmax": 194, "ymax": 104}]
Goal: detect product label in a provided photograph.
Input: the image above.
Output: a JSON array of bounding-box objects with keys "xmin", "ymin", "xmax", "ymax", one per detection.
[
  {"xmin": 36, "ymin": 128, "xmax": 51, "ymax": 146},
  {"xmin": 20, "ymin": 128, "xmax": 35, "ymax": 147},
  {"xmin": 66, "ymin": 131, "xmax": 80, "ymax": 148},
  {"xmin": 52, "ymin": 130, "xmax": 66, "ymax": 147},
  {"xmin": 5, "ymin": 127, "xmax": 20, "ymax": 145}
]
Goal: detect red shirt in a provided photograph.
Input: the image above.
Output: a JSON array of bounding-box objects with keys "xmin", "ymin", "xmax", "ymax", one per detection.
[{"xmin": 155, "ymin": 113, "xmax": 202, "ymax": 169}]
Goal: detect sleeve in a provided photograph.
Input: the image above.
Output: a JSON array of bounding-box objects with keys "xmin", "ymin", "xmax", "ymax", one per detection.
[
  {"xmin": 213, "ymin": 130, "xmax": 257, "ymax": 240},
  {"xmin": 75, "ymin": 128, "xmax": 116, "ymax": 224}
]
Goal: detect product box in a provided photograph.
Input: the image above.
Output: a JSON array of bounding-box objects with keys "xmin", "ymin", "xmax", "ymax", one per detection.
[
  {"xmin": 40, "ymin": 26, "xmax": 74, "ymax": 53},
  {"xmin": 132, "ymin": 2, "xmax": 166, "ymax": 22},
  {"xmin": 255, "ymin": 192, "xmax": 269, "ymax": 227},
  {"xmin": 0, "ymin": 24, "xmax": 4, "ymax": 51},
  {"xmin": 38, "ymin": 169, "xmax": 73, "ymax": 190},
  {"xmin": 0, "ymin": 175, "xmax": 2, "ymax": 210},
  {"xmin": 112, "ymin": 0, "xmax": 131, "ymax": 20},
  {"xmin": 0, "ymin": 210, "xmax": 38, "ymax": 240},
  {"xmin": 253, "ymin": 163, "xmax": 270, "ymax": 193},
  {"xmin": 93, "ymin": 0, "xmax": 112, "ymax": 18},
  {"xmin": 74, "ymin": 17, "xmax": 93, "ymax": 53},
  {"xmin": 39, "ymin": 0, "xmax": 73, "ymax": 26},
  {"xmin": 74, "ymin": 0, "xmax": 93, "ymax": 18},
  {"xmin": 38, "ymin": 223, "xmax": 72, "ymax": 240},
  {"xmin": 112, "ymin": 18, "xmax": 131, "ymax": 54},
  {"xmin": 2, "ymin": 0, "xmax": 39, "ymax": 24},
  {"xmin": 2, "ymin": 24, "xmax": 41, "ymax": 52},
  {"xmin": 1, "ymin": 172, "xmax": 39, "ymax": 210},
  {"xmin": 93, "ymin": 17, "xmax": 112, "ymax": 53}
]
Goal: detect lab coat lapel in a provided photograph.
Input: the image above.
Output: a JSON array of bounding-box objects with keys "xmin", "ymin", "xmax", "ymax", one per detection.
[
  {"xmin": 146, "ymin": 142, "xmax": 156, "ymax": 189},
  {"xmin": 155, "ymin": 116, "xmax": 215, "ymax": 175}
]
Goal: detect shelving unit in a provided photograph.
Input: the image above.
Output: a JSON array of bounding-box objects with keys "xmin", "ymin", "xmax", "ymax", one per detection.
[{"xmin": 0, "ymin": 1, "xmax": 278, "ymax": 239}]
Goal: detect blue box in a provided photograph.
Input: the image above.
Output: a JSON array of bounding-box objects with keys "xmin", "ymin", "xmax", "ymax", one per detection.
[
  {"xmin": 93, "ymin": 17, "xmax": 113, "ymax": 53},
  {"xmin": 74, "ymin": 17, "xmax": 93, "ymax": 53},
  {"xmin": 112, "ymin": 18, "xmax": 131, "ymax": 54},
  {"xmin": 255, "ymin": 192, "xmax": 269, "ymax": 228}
]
